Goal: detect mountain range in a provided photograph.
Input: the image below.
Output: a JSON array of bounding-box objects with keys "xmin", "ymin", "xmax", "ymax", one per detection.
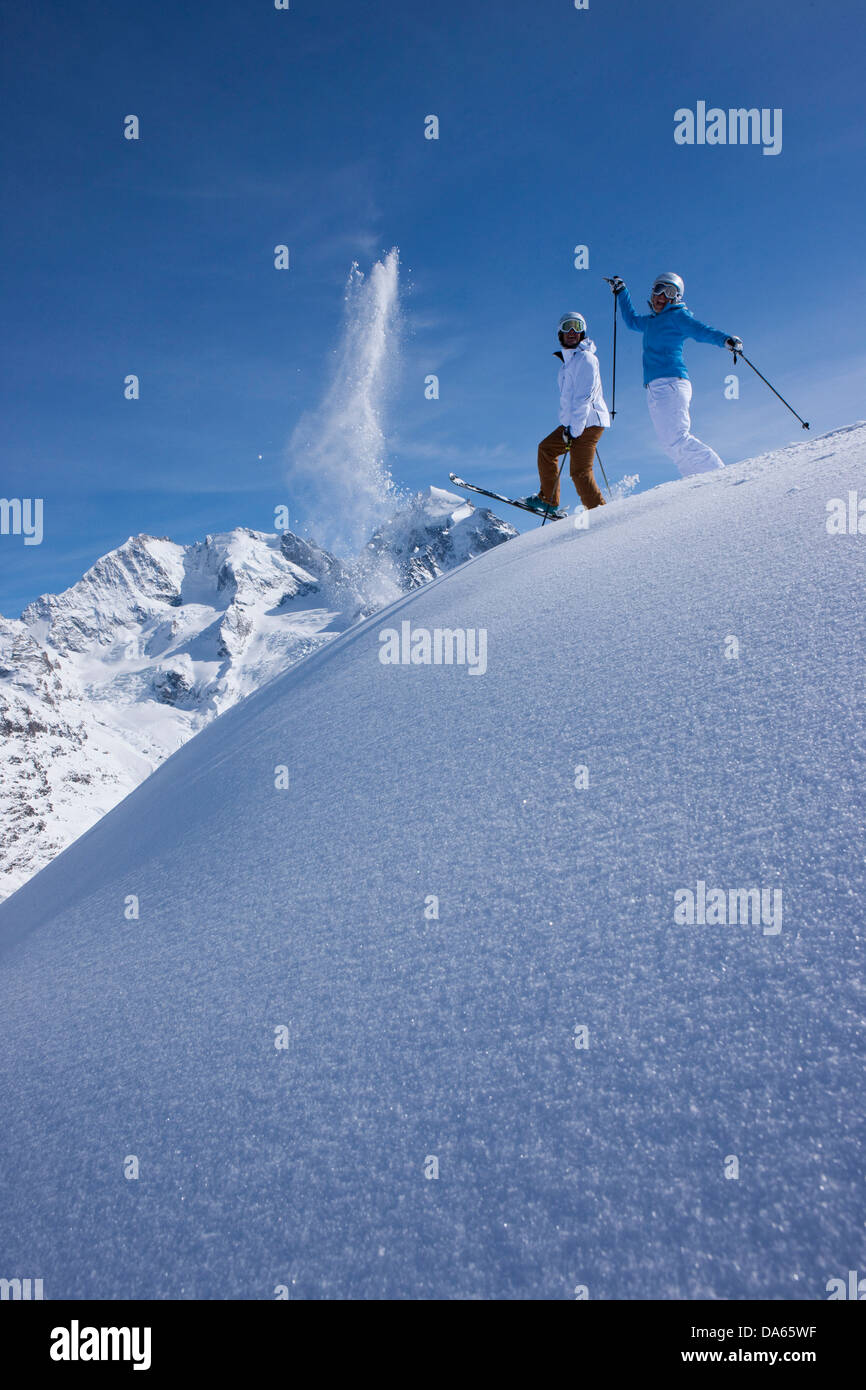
[{"xmin": 0, "ymin": 488, "xmax": 515, "ymax": 901}]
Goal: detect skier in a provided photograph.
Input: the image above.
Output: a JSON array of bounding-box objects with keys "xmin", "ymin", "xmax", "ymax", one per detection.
[
  {"xmin": 524, "ymin": 312, "xmax": 610, "ymax": 516},
  {"xmin": 608, "ymin": 272, "xmax": 742, "ymax": 476}
]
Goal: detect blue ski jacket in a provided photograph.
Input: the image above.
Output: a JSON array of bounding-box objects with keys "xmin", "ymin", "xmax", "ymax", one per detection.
[{"xmin": 618, "ymin": 288, "xmax": 730, "ymax": 385}]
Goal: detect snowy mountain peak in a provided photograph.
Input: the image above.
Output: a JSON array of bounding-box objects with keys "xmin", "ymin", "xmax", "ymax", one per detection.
[
  {"xmin": 21, "ymin": 534, "xmax": 186, "ymax": 655},
  {"xmin": 363, "ymin": 487, "xmax": 517, "ymax": 589},
  {"xmin": 419, "ymin": 484, "xmax": 474, "ymax": 518}
]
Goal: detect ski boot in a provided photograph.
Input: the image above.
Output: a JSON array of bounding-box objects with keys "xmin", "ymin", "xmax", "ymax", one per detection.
[{"xmin": 522, "ymin": 493, "xmax": 564, "ymax": 518}]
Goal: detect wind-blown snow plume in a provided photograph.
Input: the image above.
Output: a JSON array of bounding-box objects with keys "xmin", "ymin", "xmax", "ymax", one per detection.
[{"xmin": 288, "ymin": 249, "xmax": 401, "ymax": 552}]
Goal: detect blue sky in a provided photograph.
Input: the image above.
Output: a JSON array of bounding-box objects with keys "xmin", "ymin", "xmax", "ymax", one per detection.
[{"xmin": 1, "ymin": 0, "xmax": 863, "ymax": 614}]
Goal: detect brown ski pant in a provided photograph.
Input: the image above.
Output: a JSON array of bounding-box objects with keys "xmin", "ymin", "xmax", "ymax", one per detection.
[{"xmin": 538, "ymin": 424, "xmax": 606, "ymax": 509}]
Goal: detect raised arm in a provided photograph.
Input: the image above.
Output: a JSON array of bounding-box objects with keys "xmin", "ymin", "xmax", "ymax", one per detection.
[
  {"xmin": 682, "ymin": 309, "xmax": 731, "ymax": 349},
  {"xmin": 616, "ymin": 285, "xmax": 653, "ymax": 332}
]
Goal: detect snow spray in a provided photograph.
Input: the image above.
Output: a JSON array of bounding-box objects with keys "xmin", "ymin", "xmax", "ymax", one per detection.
[{"xmin": 287, "ymin": 249, "xmax": 401, "ymax": 552}]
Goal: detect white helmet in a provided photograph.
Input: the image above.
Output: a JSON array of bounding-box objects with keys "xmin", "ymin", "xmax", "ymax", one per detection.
[
  {"xmin": 650, "ymin": 272, "xmax": 684, "ymax": 303},
  {"xmin": 558, "ymin": 311, "xmax": 587, "ymax": 336}
]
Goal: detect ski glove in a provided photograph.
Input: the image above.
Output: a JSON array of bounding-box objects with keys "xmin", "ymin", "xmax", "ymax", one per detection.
[
  {"xmin": 562, "ymin": 427, "xmax": 575, "ymax": 449},
  {"xmin": 726, "ymin": 336, "xmax": 743, "ymax": 353},
  {"xmin": 609, "ymin": 276, "xmax": 625, "ymax": 296}
]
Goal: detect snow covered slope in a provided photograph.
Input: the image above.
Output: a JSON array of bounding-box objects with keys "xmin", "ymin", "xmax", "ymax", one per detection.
[
  {"xmin": 0, "ymin": 492, "xmax": 514, "ymax": 901},
  {"xmin": 0, "ymin": 425, "xmax": 863, "ymax": 1299}
]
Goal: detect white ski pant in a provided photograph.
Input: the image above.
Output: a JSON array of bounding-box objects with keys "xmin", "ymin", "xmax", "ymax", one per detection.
[{"xmin": 646, "ymin": 377, "xmax": 724, "ymax": 476}]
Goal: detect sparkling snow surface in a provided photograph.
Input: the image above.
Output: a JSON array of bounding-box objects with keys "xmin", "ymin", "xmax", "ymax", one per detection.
[{"xmin": 0, "ymin": 426, "xmax": 863, "ymax": 1299}]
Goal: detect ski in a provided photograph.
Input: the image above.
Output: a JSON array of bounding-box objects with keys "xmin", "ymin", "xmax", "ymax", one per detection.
[{"xmin": 448, "ymin": 474, "xmax": 567, "ymax": 520}]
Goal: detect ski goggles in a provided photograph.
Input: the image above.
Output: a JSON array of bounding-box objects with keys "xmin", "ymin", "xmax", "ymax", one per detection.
[
  {"xmin": 559, "ymin": 319, "xmax": 585, "ymax": 333},
  {"xmin": 651, "ymin": 282, "xmax": 679, "ymax": 299}
]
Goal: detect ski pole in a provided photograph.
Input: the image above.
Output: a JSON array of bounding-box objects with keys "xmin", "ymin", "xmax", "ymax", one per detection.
[
  {"xmin": 602, "ymin": 277, "xmax": 618, "ymax": 419},
  {"xmin": 733, "ymin": 350, "xmax": 809, "ymax": 430},
  {"xmin": 542, "ymin": 445, "xmax": 569, "ymax": 528},
  {"xmin": 595, "ymin": 447, "xmax": 613, "ymax": 500},
  {"xmin": 610, "ymin": 291, "xmax": 617, "ymax": 419}
]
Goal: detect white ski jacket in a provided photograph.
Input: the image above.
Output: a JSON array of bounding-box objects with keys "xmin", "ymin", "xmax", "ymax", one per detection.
[{"xmin": 556, "ymin": 339, "xmax": 610, "ymax": 436}]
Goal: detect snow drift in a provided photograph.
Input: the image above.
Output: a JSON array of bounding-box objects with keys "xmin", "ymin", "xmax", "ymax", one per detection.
[{"xmin": 0, "ymin": 424, "xmax": 863, "ymax": 1299}]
